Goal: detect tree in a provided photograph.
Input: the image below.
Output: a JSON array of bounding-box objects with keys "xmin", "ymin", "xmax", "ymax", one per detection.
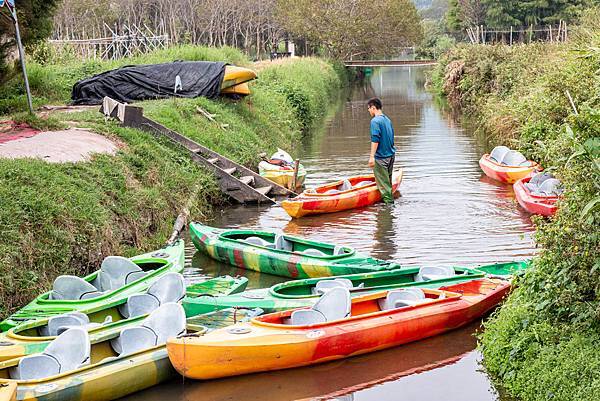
[
  {"xmin": 483, "ymin": 0, "xmax": 594, "ymax": 27},
  {"xmin": 446, "ymin": 0, "xmax": 486, "ymax": 31},
  {"xmin": 275, "ymin": 0, "xmax": 423, "ymax": 60},
  {"xmin": 0, "ymin": 0, "xmax": 60, "ymax": 79}
]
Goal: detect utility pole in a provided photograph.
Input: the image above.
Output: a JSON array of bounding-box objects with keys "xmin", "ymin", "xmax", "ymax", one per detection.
[{"xmin": 1, "ymin": 0, "xmax": 34, "ymax": 114}]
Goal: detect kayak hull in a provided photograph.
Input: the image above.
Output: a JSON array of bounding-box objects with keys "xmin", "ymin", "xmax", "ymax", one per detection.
[
  {"xmin": 189, "ymin": 223, "xmax": 399, "ymax": 279},
  {"xmin": 479, "ymin": 154, "xmax": 538, "ymax": 184},
  {"xmin": 513, "ymin": 177, "xmax": 558, "ymax": 216},
  {"xmin": 221, "ymin": 66, "xmax": 257, "ymax": 90},
  {"xmin": 168, "ymin": 279, "xmax": 510, "ymax": 380},
  {"xmin": 281, "ymin": 171, "xmax": 403, "ymax": 218},
  {"xmin": 220, "ymin": 82, "xmax": 251, "ymax": 96}
]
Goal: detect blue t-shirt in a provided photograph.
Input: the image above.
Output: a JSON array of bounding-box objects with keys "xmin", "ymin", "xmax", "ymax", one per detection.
[{"xmin": 370, "ymin": 114, "xmax": 396, "ymax": 159}]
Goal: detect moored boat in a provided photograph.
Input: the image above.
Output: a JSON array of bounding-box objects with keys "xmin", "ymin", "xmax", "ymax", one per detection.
[
  {"xmin": 189, "ymin": 222, "xmax": 400, "ymax": 279},
  {"xmin": 514, "ymin": 173, "xmax": 561, "ymax": 216},
  {"xmin": 168, "ymin": 278, "xmax": 511, "ymax": 380},
  {"xmin": 281, "ymin": 171, "xmax": 403, "ymax": 218},
  {"xmin": 183, "ymin": 261, "xmax": 529, "ymax": 316},
  {"xmin": 479, "ymin": 146, "xmax": 540, "ymax": 184},
  {"xmin": 0, "ymin": 240, "xmax": 186, "ymax": 332},
  {"xmin": 258, "ymin": 149, "xmax": 306, "ymax": 190}
]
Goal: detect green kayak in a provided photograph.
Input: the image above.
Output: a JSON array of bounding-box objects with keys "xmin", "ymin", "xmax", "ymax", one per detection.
[
  {"xmin": 182, "ymin": 260, "xmax": 530, "ymax": 316},
  {"xmin": 0, "ymin": 240, "xmax": 186, "ymax": 332},
  {"xmin": 190, "ymin": 222, "xmax": 400, "ymax": 279}
]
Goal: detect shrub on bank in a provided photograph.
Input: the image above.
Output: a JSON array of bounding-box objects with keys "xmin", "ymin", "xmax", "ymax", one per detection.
[
  {"xmin": 432, "ymin": 9, "xmax": 600, "ymax": 401},
  {"xmin": 0, "ymin": 47, "xmax": 346, "ymax": 317}
]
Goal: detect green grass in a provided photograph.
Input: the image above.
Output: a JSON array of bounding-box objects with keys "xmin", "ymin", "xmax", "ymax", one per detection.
[
  {"xmin": 0, "ymin": 46, "xmax": 346, "ymax": 318},
  {"xmin": 432, "ymin": 8, "xmax": 600, "ymax": 400}
]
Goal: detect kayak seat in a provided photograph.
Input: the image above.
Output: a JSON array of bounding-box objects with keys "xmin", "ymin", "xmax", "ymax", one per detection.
[
  {"xmin": 274, "ymin": 233, "xmax": 294, "ymax": 252},
  {"xmin": 312, "ymin": 278, "xmax": 354, "ymax": 294},
  {"xmin": 325, "ymin": 189, "xmax": 340, "ymax": 195},
  {"xmin": 339, "ymin": 179, "xmax": 352, "ymax": 191},
  {"xmin": 39, "ymin": 312, "xmax": 94, "ymax": 337},
  {"xmin": 99, "ymin": 256, "xmax": 145, "ymax": 292},
  {"xmin": 333, "ymin": 245, "xmax": 346, "ymax": 255},
  {"xmin": 290, "ymin": 287, "xmax": 351, "ymax": 325},
  {"xmin": 302, "ymin": 248, "xmax": 327, "ymax": 257},
  {"xmin": 539, "ymin": 178, "xmax": 563, "ymax": 196},
  {"xmin": 500, "ymin": 150, "xmax": 527, "ymax": 167},
  {"xmin": 415, "ymin": 266, "xmax": 455, "ymax": 282},
  {"xmin": 489, "ymin": 146, "xmax": 511, "ymax": 163},
  {"xmin": 289, "ymin": 309, "xmax": 327, "ymax": 325},
  {"xmin": 118, "ymin": 272, "xmax": 186, "ymax": 318},
  {"xmin": 354, "ymin": 180, "xmax": 374, "ymax": 188},
  {"xmin": 379, "ymin": 288, "xmax": 426, "ymax": 310},
  {"xmin": 245, "ymin": 236, "xmax": 275, "ymax": 249},
  {"xmin": 529, "ymin": 172, "xmax": 554, "ymax": 187},
  {"xmin": 12, "ymin": 327, "xmax": 90, "ymax": 380},
  {"xmin": 54, "ymin": 316, "xmax": 113, "ymax": 337},
  {"xmin": 50, "ymin": 275, "xmax": 104, "ymax": 300},
  {"xmin": 111, "ymin": 303, "xmax": 186, "ymax": 356}
]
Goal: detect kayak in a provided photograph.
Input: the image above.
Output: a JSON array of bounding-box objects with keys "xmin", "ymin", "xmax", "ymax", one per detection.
[
  {"xmin": 0, "ymin": 240, "xmax": 186, "ymax": 332},
  {"xmin": 221, "ymin": 66, "xmax": 257, "ymax": 90},
  {"xmin": 182, "ymin": 261, "xmax": 529, "ymax": 316},
  {"xmin": 167, "ymin": 278, "xmax": 511, "ymax": 379},
  {"xmin": 281, "ymin": 171, "xmax": 403, "ymax": 218},
  {"xmin": 258, "ymin": 161, "xmax": 307, "ymax": 190},
  {"xmin": 514, "ymin": 176, "xmax": 560, "ymax": 216},
  {"xmin": 0, "ymin": 382, "xmax": 15, "ymax": 401},
  {"xmin": 221, "ymin": 82, "xmax": 250, "ymax": 96},
  {"xmin": 479, "ymin": 154, "xmax": 539, "ymax": 184},
  {"xmin": 0, "ymin": 306, "xmax": 260, "ymax": 401},
  {"xmin": 0, "ymin": 275, "xmax": 248, "ymax": 362},
  {"xmin": 189, "ymin": 222, "xmax": 400, "ymax": 279}
]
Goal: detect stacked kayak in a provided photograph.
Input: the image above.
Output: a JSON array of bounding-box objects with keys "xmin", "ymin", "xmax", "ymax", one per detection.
[
  {"xmin": 190, "ymin": 222, "xmax": 400, "ymax": 279},
  {"xmin": 281, "ymin": 171, "xmax": 403, "ymax": 218},
  {"xmin": 479, "ymin": 146, "xmax": 539, "ymax": 184},
  {"xmin": 183, "ymin": 260, "xmax": 529, "ymax": 315},
  {"xmin": 168, "ymin": 278, "xmax": 511, "ymax": 379},
  {"xmin": 0, "ymin": 304, "xmax": 260, "ymax": 401},
  {"xmin": 0, "ymin": 240, "xmax": 186, "ymax": 332},
  {"xmin": 220, "ymin": 66, "xmax": 257, "ymax": 97},
  {"xmin": 514, "ymin": 172, "xmax": 562, "ymax": 216}
]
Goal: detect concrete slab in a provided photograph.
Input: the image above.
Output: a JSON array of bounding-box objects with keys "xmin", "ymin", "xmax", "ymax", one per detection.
[{"xmin": 0, "ymin": 128, "xmax": 118, "ymax": 163}]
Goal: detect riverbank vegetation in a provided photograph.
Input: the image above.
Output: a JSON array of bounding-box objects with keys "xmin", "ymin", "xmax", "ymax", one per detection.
[
  {"xmin": 0, "ymin": 46, "xmax": 345, "ymax": 318},
  {"xmin": 432, "ymin": 8, "xmax": 600, "ymax": 400}
]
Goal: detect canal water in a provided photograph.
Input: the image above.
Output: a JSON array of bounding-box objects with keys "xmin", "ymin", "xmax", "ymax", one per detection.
[{"xmin": 122, "ymin": 66, "xmax": 536, "ymax": 400}]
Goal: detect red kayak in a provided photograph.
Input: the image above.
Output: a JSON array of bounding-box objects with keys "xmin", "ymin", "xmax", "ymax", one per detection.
[{"xmin": 514, "ymin": 176, "xmax": 559, "ymax": 216}]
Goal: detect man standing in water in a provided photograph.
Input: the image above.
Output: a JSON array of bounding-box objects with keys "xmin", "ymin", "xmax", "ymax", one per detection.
[{"xmin": 367, "ymin": 97, "xmax": 396, "ymax": 204}]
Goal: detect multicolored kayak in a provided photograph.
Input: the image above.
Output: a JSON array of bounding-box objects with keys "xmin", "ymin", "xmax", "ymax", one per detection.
[
  {"xmin": 514, "ymin": 175, "xmax": 560, "ymax": 216},
  {"xmin": 0, "ymin": 275, "xmax": 247, "ymax": 362},
  {"xmin": 479, "ymin": 154, "xmax": 539, "ymax": 184},
  {"xmin": 0, "ymin": 240, "xmax": 186, "ymax": 332},
  {"xmin": 258, "ymin": 161, "xmax": 306, "ymax": 190},
  {"xmin": 182, "ymin": 261, "xmax": 529, "ymax": 316},
  {"xmin": 281, "ymin": 171, "xmax": 403, "ymax": 218},
  {"xmin": 167, "ymin": 278, "xmax": 510, "ymax": 379},
  {"xmin": 0, "ymin": 307, "xmax": 260, "ymax": 401},
  {"xmin": 190, "ymin": 223, "xmax": 400, "ymax": 279}
]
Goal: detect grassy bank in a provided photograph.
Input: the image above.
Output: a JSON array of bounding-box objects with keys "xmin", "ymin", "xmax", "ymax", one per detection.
[
  {"xmin": 432, "ymin": 10, "xmax": 600, "ymax": 401},
  {"xmin": 0, "ymin": 46, "xmax": 346, "ymax": 317}
]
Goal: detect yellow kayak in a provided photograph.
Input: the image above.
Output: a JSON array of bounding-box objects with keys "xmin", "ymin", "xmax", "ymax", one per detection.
[
  {"xmin": 221, "ymin": 82, "xmax": 251, "ymax": 96},
  {"xmin": 0, "ymin": 381, "xmax": 16, "ymax": 401},
  {"xmin": 221, "ymin": 66, "xmax": 257, "ymax": 90}
]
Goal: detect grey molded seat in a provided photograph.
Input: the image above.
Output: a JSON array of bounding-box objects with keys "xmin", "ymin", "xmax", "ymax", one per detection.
[
  {"xmin": 489, "ymin": 146, "xmax": 511, "ymax": 163},
  {"xmin": 339, "ymin": 179, "xmax": 353, "ymax": 191},
  {"xmin": 98, "ymin": 256, "xmax": 145, "ymax": 292},
  {"xmin": 529, "ymin": 172, "xmax": 554, "ymax": 187},
  {"xmin": 274, "ymin": 233, "xmax": 293, "ymax": 252},
  {"xmin": 291, "ymin": 287, "xmax": 351, "ymax": 325},
  {"xmin": 111, "ymin": 303, "xmax": 186, "ymax": 356},
  {"xmin": 354, "ymin": 180, "xmax": 374, "ymax": 188},
  {"xmin": 12, "ymin": 327, "xmax": 90, "ymax": 380},
  {"xmin": 500, "ymin": 150, "xmax": 528, "ymax": 167},
  {"xmin": 302, "ymin": 248, "xmax": 327, "ymax": 257},
  {"xmin": 378, "ymin": 288, "xmax": 426, "ymax": 310},
  {"xmin": 333, "ymin": 245, "xmax": 346, "ymax": 256},
  {"xmin": 118, "ymin": 272, "xmax": 186, "ymax": 318},
  {"xmin": 415, "ymin": 266, "xmax": 455, "ymax": 282},
  {"xmin": 39, "ymin": 312, "xmax": 110, "ymax": 337},
  {"xmin": 50, "ymin": 276, "xmax": 103, "ymax": 300},
  {"xmin": 313, "ymin": 278, "xmax": 354, "ymax": 294},
  {"xmin": 245, "ymin": 236, "xmax": 275, "ymax": 249},
  {"xmin": 325, "ymin": 189, "xmax": 340, "ymax": 195},
  {"xmin": 539, "ymin": 178, "xmax": 563, "ymax": 196}
]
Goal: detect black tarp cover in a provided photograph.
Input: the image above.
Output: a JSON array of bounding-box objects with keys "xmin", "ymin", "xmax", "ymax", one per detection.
[{"xmin": 71, "ymin": 61, "xmax": 227, "ymax": 105}]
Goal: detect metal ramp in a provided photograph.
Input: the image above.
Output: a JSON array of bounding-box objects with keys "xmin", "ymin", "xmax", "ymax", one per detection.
[{"xmin": 101, "ymin": 97, "xmax": 296, "ymax": 204}]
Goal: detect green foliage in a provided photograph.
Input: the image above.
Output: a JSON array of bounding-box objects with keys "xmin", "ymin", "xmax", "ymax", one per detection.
[
  {"xmin": 433, "ymin": 8, "xmax": 600, "ymax": 400},
  {"xmin": 416, "ymin": 19, "xmax": 456, "ymax": 59},
  {"xmin": 483, "ymin": 0, "xmax": 593, "ymax": 27}
]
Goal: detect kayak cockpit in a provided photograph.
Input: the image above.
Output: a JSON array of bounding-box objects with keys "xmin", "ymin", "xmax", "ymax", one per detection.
[{"xmin": 221, "ymin": 230, "xmax": 354, "ymax": 258}]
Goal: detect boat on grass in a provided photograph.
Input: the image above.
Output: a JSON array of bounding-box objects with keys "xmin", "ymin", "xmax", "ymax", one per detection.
[
  {"xmin": 190, "ymin": 223, "xmax": 401, "ymax": 279},
  {"xmin": 0, "ymin": 240, "xmax": 186, "ymax": 332},
  {"xmin": 167, "ymin": 278, "xmax": 511, "ymax": 380},
  {"xmin": 221, "ymin": 66, "xmax": 257, "ymax": 91},
  {"xmin": 281, "ymin": 171, "xmax": 403, "ymax": 218},
  {"xmin": 182, "ymin": 260, "xmax": 529, "ymax": 316}
]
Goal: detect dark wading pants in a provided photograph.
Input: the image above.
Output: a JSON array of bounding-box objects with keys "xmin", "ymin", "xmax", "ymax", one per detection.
[{"xmin": 373, "ymin": 155, "xmax": 395, "ymax": 204}]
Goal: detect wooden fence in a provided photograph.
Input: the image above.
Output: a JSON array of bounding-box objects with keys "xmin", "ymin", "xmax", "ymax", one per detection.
[{"xmin": 466, "ymin": 21, "xmax": 568, "ymax": 45}]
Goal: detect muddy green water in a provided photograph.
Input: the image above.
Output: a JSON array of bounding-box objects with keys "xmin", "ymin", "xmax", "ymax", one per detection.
[{"xmin": 122, "ymin": 66, "xmax": 536, "ymax": 400}]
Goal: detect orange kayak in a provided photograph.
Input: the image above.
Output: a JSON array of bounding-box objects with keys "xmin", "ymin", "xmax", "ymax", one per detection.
[
  {"xmin": 479, "ymin": 154, "xmax": 539, "ymax": 184},
  {"xmin": 281, "ymin": 170, "xmax": 403, "ymax": 218},
  {"xmin": 167, "ymin": 278, "xmax": 509, "ymax": 380}
]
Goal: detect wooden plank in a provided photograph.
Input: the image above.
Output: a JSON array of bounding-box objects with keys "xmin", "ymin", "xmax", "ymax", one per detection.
[
  {"xmin": 206, "ymin": 157, "xmax": 219, "ymax": 164},
  {"xmin": 255, "ymin": 185, "xmax": 272, "ymax": 195},
  {"xmin": 239, "ymin": 176, "xmax": 254, "ymax": 185},
  {"xmin": 223, "ymin": 167, "xmax": 236, "ymax": 175}
]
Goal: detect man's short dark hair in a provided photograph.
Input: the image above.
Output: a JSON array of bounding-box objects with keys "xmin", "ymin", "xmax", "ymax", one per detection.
[{"xmin": 367, "ymin": 97, "xmax": 382, "ymax": 110}]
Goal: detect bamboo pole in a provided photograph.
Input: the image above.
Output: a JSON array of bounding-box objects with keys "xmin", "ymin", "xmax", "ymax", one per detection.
[{"xmin": 290, "ymin": 159, "xmax": 300, "ymax": 190}]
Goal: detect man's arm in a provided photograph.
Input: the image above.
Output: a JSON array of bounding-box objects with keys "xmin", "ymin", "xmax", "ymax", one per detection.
[
  {"xmin": 369, "ymin": 141, "xmax": 378, "ymax": 167},
  {"xmin": 369, "ymin": 118, "xmax": 380, "ymax": 168}
]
